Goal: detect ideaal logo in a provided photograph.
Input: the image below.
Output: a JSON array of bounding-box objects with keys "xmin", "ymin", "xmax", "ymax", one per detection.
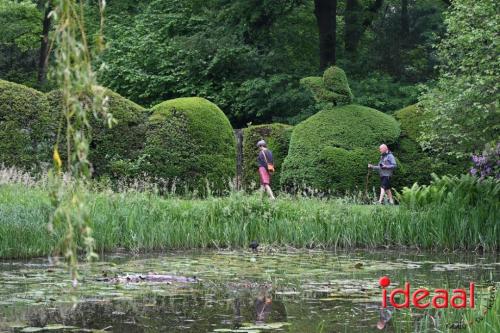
[{"xmin": 379, "ymin": 276, "xmax": 475, "ymax": 309}]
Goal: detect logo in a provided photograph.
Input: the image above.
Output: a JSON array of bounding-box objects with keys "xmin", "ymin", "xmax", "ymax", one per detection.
[{"xmin": 379, "ymin": 276, "xmax": 475, "ymax": 309}]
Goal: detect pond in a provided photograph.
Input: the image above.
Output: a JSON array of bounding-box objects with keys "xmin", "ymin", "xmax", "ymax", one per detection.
[{"xmin": 0, "ymin": 250, "xmax": 498, "ymax": 333}]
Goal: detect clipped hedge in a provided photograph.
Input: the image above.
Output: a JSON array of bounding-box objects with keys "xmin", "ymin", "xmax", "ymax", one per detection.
[
  {"xmin": 47, "ymin": 87, "xmax": 149, "ymax": 177},
  {"xmin": 300, "ymin": 66, "xmax": 353, "ymax": 106},
  {"xmin": 242, "ymin": 123, "xmax": 293, "ymax": 190},
  {"xmin": 281, "ymin": 104, "xmax": 400, "ymax": 193},
  {"xmin": 143, "ymin": 97, "xmax": 236, "ymax": 194},
  {"xmin": 393, "ymin": 104, "xmax": 465, "ymax": 187},
  {"xmin": 0, "ymin": 80, "xmax": 54, "ymax": 170}
]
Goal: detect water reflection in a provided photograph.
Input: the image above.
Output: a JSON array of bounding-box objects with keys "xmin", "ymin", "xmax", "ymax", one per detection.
[{"xmin": 0, "ymin": 250, "xmax": 497, "ymax": 332}]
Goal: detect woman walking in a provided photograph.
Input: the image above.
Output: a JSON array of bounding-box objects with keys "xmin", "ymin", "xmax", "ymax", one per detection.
[{"xmin": 256, "ymin": 140, "xmax": 275, "ymax": 200}]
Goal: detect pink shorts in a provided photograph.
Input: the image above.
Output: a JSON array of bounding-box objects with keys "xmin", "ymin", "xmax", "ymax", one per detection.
[{"xmin": 259, "ymin": 166, "xmax": 271, "ymax": 185}]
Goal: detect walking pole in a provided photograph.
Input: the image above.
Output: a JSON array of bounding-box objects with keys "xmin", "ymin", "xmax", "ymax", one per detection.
[{"xmin": 364, "ymin": 168, "xmax": 371, "ymax": 203}]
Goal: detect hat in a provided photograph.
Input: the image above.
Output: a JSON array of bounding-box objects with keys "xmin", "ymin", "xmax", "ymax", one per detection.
[{"xmin": 256, "ymin": 140, "xmax": 266, "ymax": 147}]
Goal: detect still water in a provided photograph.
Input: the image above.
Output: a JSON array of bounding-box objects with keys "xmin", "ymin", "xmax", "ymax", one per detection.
[{"xmin": 0, "ymin": 250, "xmax": 498, "ymax": 332}]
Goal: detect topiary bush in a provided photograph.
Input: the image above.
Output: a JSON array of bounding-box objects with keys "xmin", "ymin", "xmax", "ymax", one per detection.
[
  {"xmin": 143, "ymin": 97, "xmax": 236, "ymax": 195},
  {"xmin": 0, "ymin": 80, "xmax": 54, "ymax": 170},
  {"xmin": 393, "ymin": 104, "xmax": 465, "ymax": 188},
  {"xmin": 281, "ymin": 104, "xmax": 400, "ymax": 193},
  {"xmin": 300, "ymin": 66, "xmax": 353, "ymax": 107},
  {"xmin": 242, "ymin": 123, "xmax": 293, "ymax": 190},
  {"xmin": 46, "ymin": 87, "xmax": 149, "ymax": 177}
]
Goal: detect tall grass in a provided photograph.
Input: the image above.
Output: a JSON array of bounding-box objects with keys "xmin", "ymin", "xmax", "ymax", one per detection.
[{"xmin": 0, "ymin": 172, "xmax": 497, "ymax": 259}]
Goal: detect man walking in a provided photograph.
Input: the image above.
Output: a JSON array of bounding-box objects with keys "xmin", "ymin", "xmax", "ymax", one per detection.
[{"xmin": 368, "ymin": 144, "xmax": 397, "ymax": 204}]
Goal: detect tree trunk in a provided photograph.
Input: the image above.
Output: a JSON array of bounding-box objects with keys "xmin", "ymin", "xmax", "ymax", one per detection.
[
  {"xmin": 37, "ymin": 4, "xmax": 51, "ymax": 86},
  {"xmin": 344, "ymin": 0, "xmax": 363, "ymax": 53},
  {"xmin": 401, "ymin": 0, "xmax": 409, "ymax": 37},
  {"xmin": 314, "ymin": 0, "xmax": 337, "ymax": 70}
]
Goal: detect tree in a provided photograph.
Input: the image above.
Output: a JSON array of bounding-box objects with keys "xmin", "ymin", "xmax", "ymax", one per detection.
[
  {"xmin": 37, "ymin": 1, "xmax": 51, "ymax": 86},
  {"xmin": 314, "ymin": 0, "xmax": 337, "ymax": 69},
  {"xmin": 344, "ymin": 0, "xmax": 384, "ymax": 54},
  {"xmin": 0, "ymin": 0, "xmax": 41, "ymax": 86},
  {"xmin": 419, "ymin": 0, "xmax": 499, "ymax": 158}
]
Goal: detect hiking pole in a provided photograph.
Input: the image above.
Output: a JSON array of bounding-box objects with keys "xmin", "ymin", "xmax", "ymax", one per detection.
[{"xmin": 364, "ymin": 168, "xmax": 371, "ymax": 202}]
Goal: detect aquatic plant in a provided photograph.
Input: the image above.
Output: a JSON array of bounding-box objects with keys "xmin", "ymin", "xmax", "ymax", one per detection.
[{"xmin": 0, "ymin": 175, "xmax": 497, "ymax": 259}]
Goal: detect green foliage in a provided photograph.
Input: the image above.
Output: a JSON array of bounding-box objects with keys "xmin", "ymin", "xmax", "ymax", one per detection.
[
  {"xmin": 95, "ymin": 0, "xmax": 318, "ymax": 127},
  {"xmin": 397, "ymin": 174, "xmax": 499, "ymax": 250},
  {"xmin": 300, "ymin": 66, "xmax": 353, "ymax": 107},
  {"xmin": 46, "ymin": 87, "xmax": 149, "ymax": 178},
  {"xmin": 0, "ymin": 0, "xmax": 42, "ymax": 87},
  {"xmin": 143, "ymin": 97, "xmax": 236, "ymax": 195},
  {"xmin": 419, "ymin": 0, "xmax": 499, "ymax": 158},
  {"xmin": 393, "ymin": 104, "xmax": 465, "ymax": 187},
  {"xmin": 0, "ymin": 79, "xmax": 54, "ymax": 169},
  {"xmin": 231, "ymin": 74, "xmax": 318, "ymax": 125},
  {"xmin": 349, "ymin": 72, "xmax": 420, "ymax": 112},
  {"xmin": 242, "ymin": 123, "xmax": 293, "ymax": 190},
  {"xmin": 1, "ymin": 181, "xmax": 497, "ymax": 259},
  {"xmin": 393, "ymin": 104, "xmax": 434, "ymax": 186},
  {"xmin": 281, "ymin": 104, "xmax": 400, "ymax": 193}
]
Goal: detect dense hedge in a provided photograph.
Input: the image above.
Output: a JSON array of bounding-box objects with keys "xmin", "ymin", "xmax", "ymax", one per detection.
[
  {"xmin": 47, "ymin": 87, "xmax": 149, "ymax": 177},
  {"xmin": 281, "ymin": 104, "xmax": 400, "ymax": 193},
  {"xmin": 393, "ymin": 104, "xmax": 465, "ymax": 187},
  {"xmin": 300, "ymin": 66, "xmax": 353, "ymax": 106},
  {"xmin": 143, "ymin": 97, "xmax": 236, "ymax": 194},
  {"xmin": 0, "ymin": 80, "xmax": 54, "ymax": 170},
  {"xmin": 242, "ymin": 123, "xmax": 292, "ymax": 190}
]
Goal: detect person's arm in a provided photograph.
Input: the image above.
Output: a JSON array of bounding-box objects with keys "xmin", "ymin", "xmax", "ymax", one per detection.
[{"xmin": 369, "ymin": 163, "xmax": 380, "ymax": 170}]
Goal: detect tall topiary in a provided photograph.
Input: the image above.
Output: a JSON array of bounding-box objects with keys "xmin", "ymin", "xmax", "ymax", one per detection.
[
  {"xmin": 393, "ymin": 104, "xmax": 465, "ymax": 187},
  {"xmin": 143, "ymin": 97, "xmax": 236, "ymax": 195},
  {"xmin": 242, "ymin": 123, "xmax": 292, "ymax": 190},
  {"xmin": 281, "ymin": 104, "xmax": 400, "ymax": 193},
  {"xmin": 300, "ymin": 66, "xmax": 353, "ymax": 107},
  {"xmin": 46, "ymin": 87, "xmax": 149, "ymax": 177},
  {"xmin": 0, "ymin": 80, "xmax": 54, "ymax": 170}
]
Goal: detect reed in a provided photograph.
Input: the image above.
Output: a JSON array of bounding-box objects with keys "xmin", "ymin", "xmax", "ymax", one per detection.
[{"xmin": 0, "ymin": 177, "xmax": 497, "ymax": 259}]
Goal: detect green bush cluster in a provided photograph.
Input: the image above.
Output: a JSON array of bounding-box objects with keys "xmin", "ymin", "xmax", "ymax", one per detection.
[
  {"xmin": 242, "ymin": 123, "xmax": 292, "ymax": 190},
  {"xmin": 300, "ymin": 66, "xmax": 353, "ymax": 106},
  {"xmin": 0, "ymin": 80, "xmax": 54, "ymax": 170},
  {"xmin": 1, "ymin": 80, "xmax": 237, "ymax": 193},
  {"xmin": 143, "ymin": 97, "xmax": 236, "ymax": 195},
  {"xmin": 392, "ymin": 104, "xmax": 465, "ymax": 187},
  {"xmin": 281, "ymin": 104, "xmax": 400, "ymax": 193},
  {"xmin": 47, "ymin": 87, "xmax": 149, "ymax": 177}
]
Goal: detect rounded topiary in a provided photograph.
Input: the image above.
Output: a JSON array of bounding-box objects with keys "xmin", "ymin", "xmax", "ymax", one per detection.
[
  {"xmin": 393, "ymin": 104, "xmax": 464, "ymax": 187},
  {"xmin": 46, "ymin": 87, "xmax": 148, "ymax": 177},
  {"xmin": 242, "ymin": 123, "xmax": 293, "ymax": 190},
  {"xmin": 300, "ymin": 66, "xmax": 353, "ymax": 107},
  {"xmin": 322, "ymin": 66, "xmax": 353, "ymax": 104},
  {"xmin": 0, "ymin": 80, "xmax": 54, "ymax": 170},
  {"xmin": 280, "ymin": 104, "xmax": 400, "ymax": 193},
  {"xmin": 143, "ymin": 97, "xmax": 236, "ymax": 194}
]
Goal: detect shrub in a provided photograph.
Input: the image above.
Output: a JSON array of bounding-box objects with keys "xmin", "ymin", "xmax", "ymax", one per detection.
[
  {"xmin": 300, "ymin": 66, "xmax": 353, "ymax": 107},
  {"xmin": 143, "ymin": 97, "xmax": 236, "ymax": 195},
  {"xmin": 281, "ymin": 104, "xmax": 400, "ymax": 193},
  {"xmin": 470, "ymin": 142, "xmax": 499, "ymax": 180},
  {"xmin": 393, "ymin": 104, "xmax": 465, "ymax": 187},
  {"xmin": 242, "ymin": 123, "xmax": 292, "ymax": 190},
  {"xmin": 46, "ymin": 87, "xmax": 149, "ymax": 177},
  {"xmin": 0, "ymin": 80, "xmax": 54, "ymax": 170}
]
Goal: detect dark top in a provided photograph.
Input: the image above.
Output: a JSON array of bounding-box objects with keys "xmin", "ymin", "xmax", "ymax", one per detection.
[{"xmin": 257, "ymin": 149, "xmax": 274, "ymax": 168}]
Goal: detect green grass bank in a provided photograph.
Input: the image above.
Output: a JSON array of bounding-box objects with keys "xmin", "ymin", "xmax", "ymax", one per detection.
[{"xmin": 0, "ymin": 182, "xmax": 497, "ymax": 259}]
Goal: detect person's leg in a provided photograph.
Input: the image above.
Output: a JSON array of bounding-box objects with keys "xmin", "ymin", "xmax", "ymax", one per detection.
[
  {"xmin": 378, "ymin": 188, "xmax": 385, "ymax": 204},
  {"xmin": 386, "ymin": 189, "xmax": 394, "ymax": 204},
  {"xmin": 264, "ymin": 184, "xmax": 275, "ymax": 200}
]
